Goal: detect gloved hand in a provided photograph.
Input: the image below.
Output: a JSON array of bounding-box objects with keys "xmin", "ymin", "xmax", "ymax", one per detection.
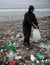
[
  {"xmin": 34, "ymin": 26, "xmax": 39, "ymax": 29},
  {"xmin": 37, "ymin": 26, "xmax": 39, "ymax": 29},
  {"xmin": 34, "ymin": 26, "xmax": 37, "ymax": 29},
  {"xmin": 32, "ymin": 24, "xmax": 37, "ymax": 29}
]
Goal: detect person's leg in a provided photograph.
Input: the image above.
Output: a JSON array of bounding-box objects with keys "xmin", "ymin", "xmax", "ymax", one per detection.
[
  {"xmin": 23, "ymin": 37, "xmax": 27, "ymax": 46},
  {"xmin": 23, "ymin": 36, "xmax": 30, "ymax": 46},
  {"xmin": 26, "ymin": 27, "xmax": 31, "ymax": 48},
  {"xmin": 23, "ymin": 31, "xmax": 30, "ymax": 46},
  {"xmin": 23, "ymin": 25, "xmax": 31, "ymax": 47},
  {"xmin": 23, "ymin": 26, "xmax": 28, "ymax": 46},
  {"xmin": 26, "ymin": 33, "xmax": 31, "ymax": 48}
]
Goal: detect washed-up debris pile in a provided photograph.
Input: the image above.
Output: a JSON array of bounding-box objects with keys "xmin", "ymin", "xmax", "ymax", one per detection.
[{"xmin": 0, "ymin": 41, "xmax": 50, "ymax": 65}]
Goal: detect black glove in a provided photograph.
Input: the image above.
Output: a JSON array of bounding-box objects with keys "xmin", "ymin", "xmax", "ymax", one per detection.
[
  {"xmin": 32, "ymin": 24, "xmax": 36, "ymax": 29},
  {"xmin": 37, "ymin": 26, "xmax": 39, "ymax": 29},
  {"xmin": 33, "ymin": 25, "xmax": 36, "ymax": 29}
]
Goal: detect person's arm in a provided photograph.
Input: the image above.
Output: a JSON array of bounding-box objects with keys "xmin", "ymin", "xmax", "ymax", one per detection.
[
  {"xmin": 32, "ymin": 14, "xmax": 39, "ymax": 29},
  {"xmin": 24, "ymin": 13, "xmax": 36, "ymax": 28}
]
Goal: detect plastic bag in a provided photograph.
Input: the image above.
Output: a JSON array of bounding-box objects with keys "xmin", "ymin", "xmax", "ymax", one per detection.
[{"xmin": 32, "ymin": 29, "xmax": 41, "ymax": 41}]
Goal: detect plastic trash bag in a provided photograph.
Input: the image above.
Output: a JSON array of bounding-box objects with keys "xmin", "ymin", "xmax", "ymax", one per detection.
[{"xmin": 32, "ymin": 29, "xmax": 41, "ymax": 41}]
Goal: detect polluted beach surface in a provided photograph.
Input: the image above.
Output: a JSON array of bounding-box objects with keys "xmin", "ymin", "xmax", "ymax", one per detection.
[{"xmin": 0, "ymin": 9, "xmax": 50, "ymax": 65}]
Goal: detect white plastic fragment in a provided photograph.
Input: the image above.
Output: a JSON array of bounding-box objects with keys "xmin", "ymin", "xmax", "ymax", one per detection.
[
  {"xmin": 15, "ymin": 56, "xmax": 22, "ymax": 60},
  {"xmin": 30, "ymin": 54, "xmax": 36, "ymax": 62}
]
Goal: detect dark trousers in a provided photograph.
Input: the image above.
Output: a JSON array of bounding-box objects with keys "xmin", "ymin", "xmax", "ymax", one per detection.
[{"xmin": 23, "ymin": 25, "xmax": 31, "ymax": 46}]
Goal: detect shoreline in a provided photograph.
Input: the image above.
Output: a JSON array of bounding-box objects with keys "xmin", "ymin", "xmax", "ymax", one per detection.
[
  {"xmin": 0, "ymin": 16, "xmax": 50, "ymax": 22},
  {"xmin": 0, "ymin": 9, "xmax": 50, "ymax": 22}
]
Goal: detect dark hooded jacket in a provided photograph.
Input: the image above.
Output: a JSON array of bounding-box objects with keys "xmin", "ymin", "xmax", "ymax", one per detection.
[{"xmin": 23, "ymin": 5, "xmax": 39, "ymax": 29}]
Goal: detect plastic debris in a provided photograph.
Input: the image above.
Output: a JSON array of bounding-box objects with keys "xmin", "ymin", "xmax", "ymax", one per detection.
[
  {"xmin": 15, "ymin": 55, "xmax": 22, "ymax": 60},
  {"xmin": 6, "ymin": 41, "xmax": 14, "ymax": 50},
  {"xmin": 36, "ymin": 53, "xmax": 44, "ymax": 61},
  {"xmin": 0, "ymin": 49, "xmax": 4, "ymax": 53},
  {"xmin": 30, "ymin": 54, "xmax": 36, "ymax": 62},
  {"xmin": 7, "ymin": 50, "xmax": 14, "ymax": 62},
  {"xmin": 45, "ymin": 59, "xmax": 50, "ymax": 63}
]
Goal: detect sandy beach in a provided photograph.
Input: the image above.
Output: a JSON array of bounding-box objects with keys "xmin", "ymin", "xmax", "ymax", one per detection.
[{"xmin": 0, "ymin": 16, "xmax": 50, "ymax": 65}]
